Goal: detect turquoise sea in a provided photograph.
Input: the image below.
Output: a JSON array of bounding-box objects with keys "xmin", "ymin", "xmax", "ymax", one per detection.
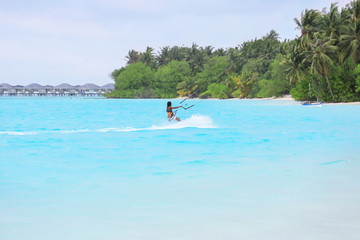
[{"xmin": 1, "ymin": 97, "xmax": 360, "ymax": 240}]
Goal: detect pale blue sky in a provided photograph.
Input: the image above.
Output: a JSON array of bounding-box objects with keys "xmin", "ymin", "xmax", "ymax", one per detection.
[{"xmin": 0, "ymin": 0, "xmax": 349, "ymax": 85}]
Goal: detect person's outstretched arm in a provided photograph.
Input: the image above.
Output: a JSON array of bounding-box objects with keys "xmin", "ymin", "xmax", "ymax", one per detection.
[{"xmin": 171, "ymin": 106, "xmax": 183, "ymax": 109}]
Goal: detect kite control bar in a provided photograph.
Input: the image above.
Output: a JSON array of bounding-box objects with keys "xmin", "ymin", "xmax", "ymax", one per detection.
[
  {"xmin": 179, "ymin": 98, "xmax": 194, "ymax": 110},
  {"xmin": 183, "ymin": 105, "xmax": 194, "ymax": 110}
]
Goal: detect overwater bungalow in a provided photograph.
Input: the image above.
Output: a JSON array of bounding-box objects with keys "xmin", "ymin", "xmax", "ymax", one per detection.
[{"xmin": 0, "ymin": 83, "xmax": 114, "ymax": 96}]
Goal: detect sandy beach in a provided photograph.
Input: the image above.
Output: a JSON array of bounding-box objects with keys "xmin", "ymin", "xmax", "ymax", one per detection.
[
  {"xmin": 178, "ymin": 95, "xmax": 360, "ymax": 105},
  {"xmin": 274, "ymin": 95, "xmax": 360, "ymax": 105}
]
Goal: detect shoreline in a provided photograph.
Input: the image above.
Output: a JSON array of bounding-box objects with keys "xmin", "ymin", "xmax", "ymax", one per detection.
[
  {"xmin": 176, "ymin": 95, "xmax": 360, "ymax": 105},
  {"xmin": 3, "ymin": 95, "xmax": 360, "ymax": 105}
]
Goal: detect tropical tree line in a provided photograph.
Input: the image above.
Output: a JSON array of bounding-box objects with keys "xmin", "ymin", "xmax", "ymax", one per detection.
[{"xmin": 107, "ymin": 0, "xmax": 360, "ymax": 102}]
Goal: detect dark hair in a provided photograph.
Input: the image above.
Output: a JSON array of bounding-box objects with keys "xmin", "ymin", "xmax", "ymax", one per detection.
[{"xmin": 167, "ymin": 101, "xmax": 171, "ymax": 107}]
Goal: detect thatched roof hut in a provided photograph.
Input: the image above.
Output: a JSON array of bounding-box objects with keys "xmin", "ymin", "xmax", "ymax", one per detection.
[
  {"xmin": 81, "ymin": 83, "xmax": 101, "ymax": 90},
  {"xmin": 25, "ymin": 83, "xmax": 51, "ymax": 89},
  {"xmin": 0, "ymin": 83, "xmax": 14, "ymax": 89},
  {"xmin": 102, "ymin": 83, "xmax": 115, "ymax": 90},
  {"xmin": 55, "ymin": 83, "xmax": 74, "ymax": 89}
]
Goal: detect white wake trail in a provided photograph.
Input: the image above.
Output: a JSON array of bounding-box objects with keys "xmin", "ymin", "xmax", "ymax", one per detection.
[
  {"xmin": 148, "ymin": 114, "xmax": 216, "ymax": 130},
  {"xmin": 0, "ymin": 115, "xmax": 216, "ymax": 135}
]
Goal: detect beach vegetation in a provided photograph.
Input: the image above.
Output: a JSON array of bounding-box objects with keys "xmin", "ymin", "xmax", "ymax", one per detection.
[
  {"xmin": 200, "ymin": 83, "xmax": 230, "ymax": 99},
  {"xmin": 154, "ymin": 60, "xmax": 191, "ymax": 98},
  {"xmin": 108, "ymin": 0, "xmax": 360, "ymax": 102},
  {"xmin": 108, "ymin": 62, "xmax": 155, "ymax": 98},
  {"xmin": 356, "ymin": 64, "xmax": 360, "ymax": 93}
]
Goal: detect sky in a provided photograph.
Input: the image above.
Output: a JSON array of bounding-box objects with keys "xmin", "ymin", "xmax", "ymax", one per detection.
[{"xmin": 0, "ymin": 0, "xmax": 350, "ymax": 86}]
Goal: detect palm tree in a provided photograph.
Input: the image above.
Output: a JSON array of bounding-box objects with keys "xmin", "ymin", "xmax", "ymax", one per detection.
[
  {"xmin": 285, "ymin": 47, "xmax": 307, "ymax": 85},
  {"xmin": 294, "ymin": 9, "xmax": 322, "ymax": 50},
  {"xmin": 227, "ymin": 48, "xmax": 240, "ymax": 73},
  {"xmin": 324, "ymin": 3, "xmax": 342, "ymax": 44},
  {"xmin": 339, "ymin": 18, "xmax": 360, "ymax": 64},
  {"xmin": 349, "ymin": 0, "xmax": 360, "ymax": 20},
  {"xmin": 157, "ymin": 46, "xmax": 171, "ymax": 67},
  {"xmin": 306, "ymin": 36, "xmax": 337, "ymax": 100},
  {"xmin": 339, "ymin": 1, "xmax": 360, "ymax": 64},
  {"xmin": 185, "ymin": 43, "xmax": 206, "ymax": 74},
  {"xmin": 234, "ymin": 72, "xmax": 258, "ymax": 98},
  {"xmin": 140, "ymin": 47, "xmax": 156, "ymax": 68},
  {"xmin": 125, "ymin": 50, "xmax": 140, "ymax": 65},
  {"xmin": 185, "ymin": 43, "xmax": 198, "ymax": 59},
  {"xmin": 167, "ymin": 46, "xmax": 185, "ymax": 62},
  {"xmin": 192, "ymin": 51, "xmax": 206, "ymax": 74},
  {"xmin": 214, "ymin": 48, "xmax": 227, "ymax": 56},
  {"xmin": 204, "ymin": 46, "xmax": 214, "ymax": 57},
  {"xmin": 265, "ymin": 30, "xmax": 279, "ymax": 41}
]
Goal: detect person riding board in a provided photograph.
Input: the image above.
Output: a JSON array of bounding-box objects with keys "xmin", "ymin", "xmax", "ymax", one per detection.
[{"xmin": 167, "ymin": 101, "xmax": 183, "ymax": 121}]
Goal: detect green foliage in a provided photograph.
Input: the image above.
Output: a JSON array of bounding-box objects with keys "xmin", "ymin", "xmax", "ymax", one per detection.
[
  {"xmin": 256, "ymin": 54, "xmax": 290, "ymax": 97},
  {"xmin": 106, "ymin": 0, "xmax": 360, "ymax": 101},
  {"xmin": 195, "ymin": 56, "xmax": 230, "ymax": 94},
  {"xmin": 290, "ymin": 59, "xmax": 360, "ymax": 102},
  {"xmin": 236, "ymin": 30, "xmax": 281, "ymax": 74},
  {"xmin": 355, "ymin": 64, "xmax": 360, "ymax": 93},
  {"xmin": 200, "ymin": 83, "xmax": 230, "ymax": 99},
  {"xmin": 110, "ymin": 67, "xmax": 125, "ymax": 80},
  {"xmin": 113, "ymin": 62, "xmax": 155, "ymax": 98},
  {"xmin": 290, "ymin": 76, "xmax": 313, "ymax": 101},
  {"xmin": 125, "ymin": 50, "xmax": 140, "ymax": 65},
  {"xmin": 236, "ymin": 59, "xmax": 259, "ymax": 98},
  {"xmin": 154, "ymin": 60, "xmax": 191, "ymax": 98},
  {"xmin": 140, "ymin": 47, "xmax": 156, "ymax": 69},
  {"xmin": 176, "ymin": 76, "xmax": 197, "ymax": 97},
  {"xmin": 329, "ymin": 60, "xmax": 359, "ymax": 101}
]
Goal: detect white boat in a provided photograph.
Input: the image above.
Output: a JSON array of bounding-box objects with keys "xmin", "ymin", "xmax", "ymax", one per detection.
[
  {"xmin": 302, "ymin": 101, "xmax": 323, "ymax": 107},
  {"xmin": 302, "ymin": 83, "xmax": 323, "ymax": 107}
]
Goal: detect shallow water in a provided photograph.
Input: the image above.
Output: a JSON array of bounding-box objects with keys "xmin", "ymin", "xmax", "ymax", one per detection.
[{"xmin": 1, "ymin": 97, "xmax": 360, "ymax": 240}]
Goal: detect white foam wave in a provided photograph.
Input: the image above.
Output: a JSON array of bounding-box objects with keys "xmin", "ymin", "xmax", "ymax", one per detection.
[
  {"xmin": 0, "ymin": 115, "xmax": 216, "ymax": 135},
  {"xmin": 148, "ymin": 114, "xmax": 216, "ymax": 130},
  {"xmin": 59, "ymin": 129, "xmax": 90, "ymax": 134},
  {"xmin": 0, "ymin": 131, "xmax": 38, "ymax": 135}
]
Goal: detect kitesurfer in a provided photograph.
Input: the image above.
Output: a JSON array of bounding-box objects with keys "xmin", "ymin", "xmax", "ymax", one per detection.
[{"xmin": 167, "ymin": 101, "xmax": 183, "ymax": 121}]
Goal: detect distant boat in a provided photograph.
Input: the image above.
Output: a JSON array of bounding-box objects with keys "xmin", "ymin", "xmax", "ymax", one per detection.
[
  {"xmin": 302, "ymin": 83, "xmax": 322, "ymax": 107},
  {"xmin": 302, "ymin": 101, "xmax": 322, "ymax": 107}
]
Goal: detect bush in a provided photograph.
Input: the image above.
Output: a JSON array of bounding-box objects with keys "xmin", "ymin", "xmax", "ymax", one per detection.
[
  {"xmin": 290, "ymin": 77, "xmax": 313, "ymax": 101},
  {"xmin": 200, "ymin": 83, "xmax": 230, "ymax": 99},
  {"xmin": 255, "ymin": 54, "xmax": 290, "ymax": 98}
]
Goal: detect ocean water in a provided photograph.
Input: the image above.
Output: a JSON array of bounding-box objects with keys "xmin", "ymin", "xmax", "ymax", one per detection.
[{"xmin": 0, "ymin": 97, "xmax": 359, "ymax": 240}]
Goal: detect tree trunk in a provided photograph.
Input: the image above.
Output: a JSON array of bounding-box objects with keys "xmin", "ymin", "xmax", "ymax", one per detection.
[
  {"xmin": 312, "ymin": 77, "xmax": 323, "ymax": 100},
  {"xmin": 325, "ymin": 75, "xmax": 335, "ymax": 100}
]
